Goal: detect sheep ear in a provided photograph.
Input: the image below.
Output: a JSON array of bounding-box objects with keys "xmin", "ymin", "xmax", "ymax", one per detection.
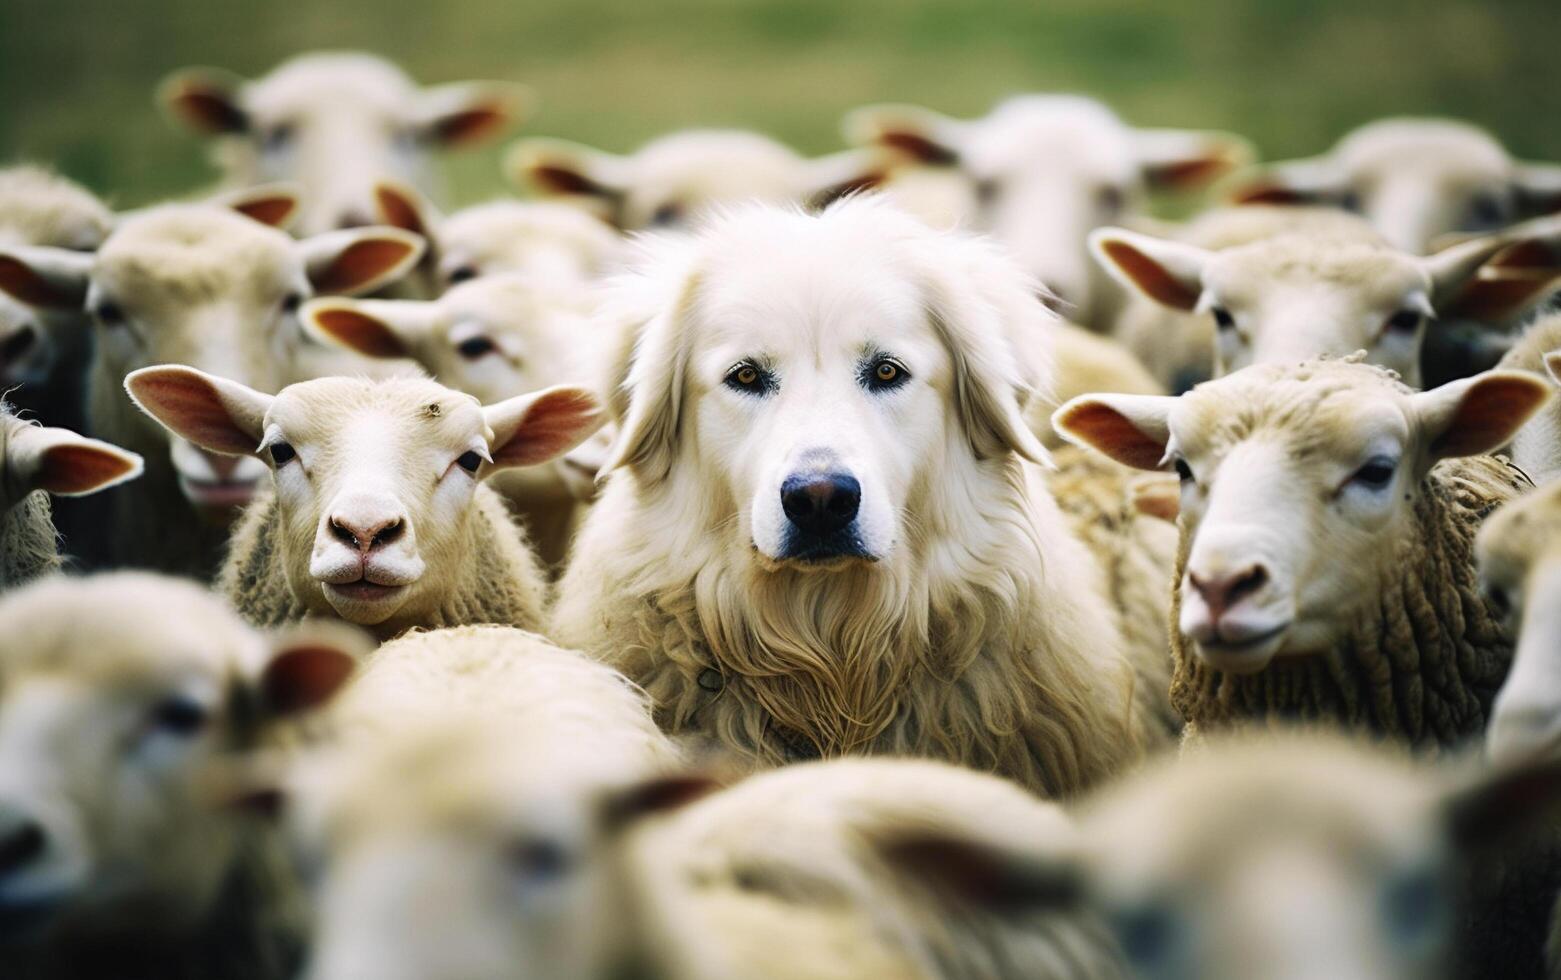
[
  {"xmin": 303, "ymin": 298, "xmax": 427, "ymax": 360},
  {"xmin": 1422, "ymin": 234, "xmax": 1522, "ymax": 310},
  {"xmin": 124, "ymin": 364, "xmax": 272, "ymax": 457},
  {"xmin": 1514, "ymin": 162, "xmax": 1561, "ymax": 218},
  {"xmin": 1226, "ymin": 157, "xmax": 1344, "ymax": 206},
  {"xmin": 600, "ymin": 775, "xmax": 721, "ymax": 832},
  {"xmin": 214, "ymin": 183, "xmax": 302, "ymax": 230},
  {"xmin": 878, "ymin": 834, "xmax": 1084, "ymax": 913},
  {"xmin": 1444, "ymin": 754, "xmax": 1561, "ymax": 852},
  {"xmin": 1543, "ymin": 351, "xmax": 1561, "ymax": 387},
  {"xmin": 1130, "ymin": 472, "xmax": 1182, "ymax": 523},
  {"xmin": 258, "ymin": 622, "xmax": 370, "ymax": 719},
  {"xmin": 483, "ymin": 385, "xmax": 605, "ymax": 472},
  {"xmin": 415, "ymin": 82, "xmax": 533, "ymax": 148},
  {"xmin": 1439, "ymin": 217, "xmax": 1561, "ymax": 321},
  {"xmin": 7, "ymin": 423, "xmax": 143, "ymax": 497},
  {"xmin": 841, "ymin": 103, "xmax": 964, "ymax": 166},
  {"xmin": 374, "ymin": 180, "xmax": 443, "ymax": 239},
  {"xmin": 506, "ymin": 138, "xmax": 630, "ymax": 206},
  {"xmin": 1134, "ymin": 129, "xmax": 1254, "ymax": 192},
  {"xmin": 1052, "ymin": 393, "xmax": 1176, "ymax": 470},
  {"xmin": 1413, "ymin": 370, "xmax": 1551, "ymax": 462},
  {"xmin": 0, "ymin": 246, "xmax": 93, "ymax": 310},
  {"xmin": 299, "ymin": 227, "xmax": 426, "ymax": 296},
  {"xmin": 1089, "ymin": 228, "xmax": 1208, "ymax": 312},
  {"xmin": 801, "ymin": 148, "xmax": 888, "ymax": 211},
  {"xmin": 157, "ymin": 67, "xmax": 249, "ymax": 135}
]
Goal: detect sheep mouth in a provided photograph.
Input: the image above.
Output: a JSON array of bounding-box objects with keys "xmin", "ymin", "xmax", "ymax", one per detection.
[
  {"xmin": 1193, "ymin": 623, "xmax": 1291, "ymax": 674},
  {"xmin": 324, "ymin": 579, "xmax": 409, "ymax": 604},
  {"xmin": 178, "ymin": 474, "xmax": 261, "ymax": 510}
]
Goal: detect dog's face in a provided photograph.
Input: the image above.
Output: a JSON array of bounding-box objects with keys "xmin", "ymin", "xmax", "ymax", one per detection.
[{"xmin": 605, "ymin": 201, "xmax": 1050, "ymax": 572}]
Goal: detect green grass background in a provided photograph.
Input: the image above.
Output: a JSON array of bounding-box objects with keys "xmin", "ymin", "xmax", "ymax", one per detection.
[{"xmin": 1, "ymin": 0, "xmax": 1557, "ymax": 210}]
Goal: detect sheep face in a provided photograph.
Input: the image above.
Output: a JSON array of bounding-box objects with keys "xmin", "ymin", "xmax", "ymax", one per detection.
[
  {"xmin": 125, "ymin": 369, "xmax": 601, "ymax": 629},
  {"xmin": 1091, "ymin": 225, "xmax": 1517, "ymax": 387},
  {"xmin": 0, "ymin": 201, "xmax": 423, "ymax": 515},
  {"xmin": 602, "ymin": 200, "xmax": 1048, "ymax": 572},
  {"xmin": 1055, "ymin": 359, "xmax": 1547, "ymax": 674},
  {"xmin": 1478, "ymin": 479, "xmax": 1561, "ymax": 764},
  {"xmin": 509, "ymin": 130, "xmax": 881, "ymax": 232},
  {"xmin": 845, "ymin": 95, "xmax": 1248, "ymax": 325},
  {"xmin": 161, "ymin": 52, "xmax": 529, "ymax": 235},
  {"xmin": 1234, "ymin": 118, "xmax": 1561, "ymax": 254},
  {"xmin": 0, "ymin": 573, "xmax": 358, "ymax": 947},
  {"xmin": 434, "ymin": 201, "xmax": 621, "ymax": 288},
  {"xmin": 0, "ymin": 408, "xmax": 142, "ymax": 513}
]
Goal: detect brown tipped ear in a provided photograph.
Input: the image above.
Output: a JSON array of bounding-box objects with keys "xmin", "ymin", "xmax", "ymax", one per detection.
[
  {"xmin": 157, "ymin": 67, "xmax": 249, "ymax": 135},
  {"xmin": 1135, "ymin": 129, "xmax": 1254, "ymax": 192},
  {"xmin": 1053, "ymin": 393, "xmax": 1176, "ymax": 470},
  {"xmin": 505, "ymin": 138, "xmax": 628, "ymax": 207},
  {"xmin": 1225, "ymin": 157, "xmax": 1343, "ymax": 207},
  {"xmin": 1088, "ymin": 229, "xmax": 1208, "ymax": 312},
  {"xmin": 601, "ymin": 775, "xmax": 722, "ymax": 833},
  {"xmin": 7, "ymin": 423, "xmax": 143, "ymax": 497},
  {"xmin": 299, "ymin": 227, "xmax": 426, "ymax": 296},
  {"xmin": 416, "ymin": 82, "xmax": 533, "ymax": 149},
  {"xmin": 374, "ymin": 180, "xmax": 441, "ymax": 238},
  {"xmin": 302, "ymin": 299, "xmax": 418, "ymax": 360},
  {"xmin": 1414, "ymin": 370, "xmax": 1552, "ymax": 462},
  {"xmin": 216, "ymin": 183, "xmax": 301, "ymax": 230},
  {"xmin": 880, "ymin": 834, "xmax": 1084, "ymax": 914},
  {"xmin": 259, "ymin": 623, "xmax": 370, "ymax": 719},
  {"xmin": 484, "ymin": 386, "xmax": 605, "ymax": 471},
  {"xmin": 841, "ymin": 104, "xmax": 964, "ymax": 167},
  {"xmin": 124, "ymin": 365, "xmax": 272, "ymax": 456},
  {"xmin": 1423, "ymin": 235, "xmax": 1524, "ymax": 310},
  {"xmin": 0, "ymin": 246, "xmax": 94, "ymax": 310}
]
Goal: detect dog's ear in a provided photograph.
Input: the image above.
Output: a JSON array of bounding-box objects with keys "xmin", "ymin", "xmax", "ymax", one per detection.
[
  {"xmin": 919, "ymin": 240, "xmax": 1053, "ymax": 466},
  {"xmin": 599, "ymin": 272, "xmax": 700, "ymax": 484}
]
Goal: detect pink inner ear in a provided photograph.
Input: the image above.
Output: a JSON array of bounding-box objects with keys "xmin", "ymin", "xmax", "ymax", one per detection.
[
  {"xmin": 312, "ymin": 307, "xmax": 407, "ymax": 359},
  {"xmin": 529, "ymin": 165, "xmax": 613, "ymax": 199},
  {"xmin": 1228, "ymin": 182, "xmax": 1311, "ymax": 206},
  {"xmin": 170, "ymin": 86, "xmax": 248, "ymax": 135},
  {"xmin": 493, "ymin": 390, "xmax": 602, "ymax": 468},
  {"xmin": 1056, "ymin": 401, "xmax": 1167, "ymax": 470},
  {"xmin": 1100, "ymin": 240, "xmax": 1200, "ymax": 311},
  {"xmin": 129, "ymin": 371, "xmax": 257, "ymax": 455},
  {"xmin": 1145, "ymin": 154, "xmax": 1234, "ymax": 191},
  {"xmin": 231, "ymin": 195, "xmax": 296, "ymax": 229},
  {"xmin": 314, "ymin": 239, "xmax": 416, "ymax": 294},
  {"xmin": 375, "ymin": 185, "xmax": 429, "ymax": 236},
  {"xmin": 261, "ymin": 646, "xmax": 357, "ymax": 716},
  {"xmin": 0, "ymin": 255, "xmax": 84, "ymax": 310},
  {"xmin": 1431, "ymin": 375, "xmax": 1551, "ymax": 459},
  {"xmin": 878, "ymin": 130, "xmax": 959, "ymax": 167},
  {"xmin": 432, "ymin": 107, "xmax": 508, "ymax": 146},
  {"xmin": 37, "ymin": 444, "xmax": 135, "ymax": 495}
]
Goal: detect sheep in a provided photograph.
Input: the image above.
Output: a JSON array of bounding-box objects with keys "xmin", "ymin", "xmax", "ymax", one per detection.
[
  {"xmin": 552, "ymin": 198, "xmax": 1164, "ymax": 799},
  {"xmin": 0, "ymin": 166, "xmax": 114, "ymax": 432},
  {"xmin": 507, "ymin": 129, "xmax": 886, "ymax": 231},
  {"xmin": 302, "ymin": 274, "xmax": 603, "ymax": 567},
  {"xmin": 0, "ymin": 403, "xmax": 141, "ymax": 589},
  {"xmin": 0, "ymin": 190, "xmax": 425, "ymax": 575},
  {"xmin": 842, "ymin": 95, "xmax": 1251, "ymax": 328},
  {"xmin": 903, "ymin": 732, "xmax": 1561, "ymax": 980},
  {"xmin": 1031, "ymin": 322, "xmax": 1165, "ymax": 447},
  {"xmin": 0, "ymin": 571, "xmax": 366, "ymax": 980},
  {"xmin": 373, "ymin": 180, "xmax": 624, "ymax": 294},
  {"xmin": 1091, "ymin": 209, "xmax": 1537, "ymax": 388},
  {"xmin": 1230, "ymin": 117, "xmax": 1561, "ymax": 254},
  {"xmin": 158, "ymin": 51, "xmax": 531, "ymax": 235},
  {"xmin": 126, "ymin": 366, "xmax": 604, "ymax": 640},
  {"xmin": 1498, "ymin": 312, "xmax": 1561, "ymax": 485},
  {"xmin": 1055, "ymin": 355, "xmax": 1548, "ymax": 749}
]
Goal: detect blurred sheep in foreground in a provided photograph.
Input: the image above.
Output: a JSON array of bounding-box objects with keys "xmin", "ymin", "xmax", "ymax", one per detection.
[
  {"xmin": 159, "ymin": 51, "xmax": 531, "ymax": 235},
  {"xmin": 1498, "ymin": 312, "xmax": 1561, "ymax": 486}
]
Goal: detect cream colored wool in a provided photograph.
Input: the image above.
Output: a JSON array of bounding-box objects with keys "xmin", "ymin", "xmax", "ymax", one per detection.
[
  {"xmin": 219, "ymin": 485, "xmax": 547, "ymax": 641},
  {"xmin": 1500, "ymin": 312, "xmax": 1561, "ymax": 484},
  {"xmin": 0, "ymin": 491, "xmax": 58, "ymax": 588},
  {"xmin": 1028, "ymin": 324, "xmax": 1164, "ymax": 448},
  {"xmin": 1170, "ymin": 453, "xmax": 1526, "ymax": 746}
]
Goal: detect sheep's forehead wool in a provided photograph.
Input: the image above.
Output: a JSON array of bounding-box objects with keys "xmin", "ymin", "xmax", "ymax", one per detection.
[
  {"xmin": 1183, "ymin": 205, "xmax": 1382, "ymax": 250},
  {"xmin": 0, "ymin": 165, "xmax": 112, "ymax": 249},
  {"xmin": 268, "ymin": 376, "xmax": 487, "ymax": 451},
  {"xmin": 244, "ymin": 51, "xmax": 418, "ymax": 118},
  {"xmin": 1337, "ymin": 119, "xmax": 1511, "ymax": 178},
  {"xmin": 1174, "ymin": 359, "xmax": 1412, "ymax": 458},
  {"xmin": 1212, "ymin": 235, "xmax": 1423, "ymax": 296},
  {"xmin": 1499, "ymin": 311, "xmax": 1561, "ymax": 373},
  {"xmin": 441, "ymin": 201, "xmax": 619, "ymax": 261},
  {"xmin": 0, "ymin": 573, "xmax": 258, "ymax": 682},
  {"xmin": 97, "ymin": 205, "xmax": 298, "ymax": 303},
  {"xmin": 969, "ymin": 94, "xmax": 1137, "ymax": 180}
]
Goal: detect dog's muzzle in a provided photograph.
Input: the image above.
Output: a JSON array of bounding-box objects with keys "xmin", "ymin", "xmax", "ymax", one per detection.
[{"xmin": 777, "ymin": 470, "xmax": 869, "ymax": 562}]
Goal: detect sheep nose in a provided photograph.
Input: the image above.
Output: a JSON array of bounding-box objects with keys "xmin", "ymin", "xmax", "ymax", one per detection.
[
  {"xmin": 196, "ymin": 447, "xmax": 243, "ymax": 481},
  {"xmin": 1188, "ymin": 564, "xmax": 1270, "ymax": 624},
  {"xmin": 329, "ymin": 514, "xmax": 407, "ymax": 554},
  {"xmin": 0, "ymin": 809, "xmax": 46, "ymax": 880},
  {"xmin": 335, "ymin": 209, "xmax": 374, "ymax": 230},
  {"xmin": 781, "ymin": 472, "xmax": 861, "ymax": 535}
]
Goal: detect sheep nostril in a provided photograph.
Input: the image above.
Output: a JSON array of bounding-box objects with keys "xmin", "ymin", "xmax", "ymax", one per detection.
[
  {"xmin": 329, "ymin": 517, "xmax": 360, "ymax": 550},
  {"xmin": 371, "ymin": 519, "xmax": 405, "ymax": 549}
]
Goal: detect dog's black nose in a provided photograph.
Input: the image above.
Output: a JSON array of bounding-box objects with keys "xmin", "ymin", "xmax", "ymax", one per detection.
[{"xmin": 781, "ymin": 472, "xmax": 861, "ymax": 535}]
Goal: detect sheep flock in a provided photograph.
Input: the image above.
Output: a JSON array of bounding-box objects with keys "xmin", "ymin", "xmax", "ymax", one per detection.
[{"xmin": 7, "ymin": 47, "xmax": 1561, "ymax": 980}]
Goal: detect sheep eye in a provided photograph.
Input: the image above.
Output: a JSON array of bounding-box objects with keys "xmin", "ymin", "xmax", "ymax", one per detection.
[
  {"xmin": 446, "ymin": 265, "xmax": 479, "ymax": 285},
  {"xmin": 95, "ymin": 301, "xmax": 125, "ymax": 326},
  {"xmin": 1386, "ymin": 310, "xmax": 1422, "ymax": 333},
  {"xmin": 457, "ymin": 450, "xmax": 484, "ymax": 474},
  {"xmin": 649, "ymin": 203, "xmax": 683, "ymax": 228},
  {"xmin": 280, "ymin": 292, "xmax": 304, "ymax": 315},
  {"xmin": 456, "ymin": 336, "xmax": 496, "ymax": 360},
  {"xmin": 1350, "ymin": 455, "xmax": 1397, "ymax": 490},
  {"xmin": 1466, "ymin": 193, "xmax": 1506, "ymax": 230},
  {"xmin": 269, "ymin": 442, "xmax": 297, "ymax": 466},
  {"xmin": 1173, "ymin": 458, "xmax": 1194, "ymax": 484},
  {"xmin": 1097, "ymin": 184, "xmax": 1125, "ymax": 214},
  {"xmin": 150, "ymin": 695, "xmax": 209, "ymax": 737},
  {"xmin": 1211, "ymin": 307, "xmax": 1235, "ymax": 331},
  {"xmin": 510, "ymin": 839, "xmax": 571, "ymax": 884},
  {"xmin": 1111, "ymin": 904, "xmax": 1181, "ymax": 970},
  {"xmin": 1339, "ymin": 190, "xmax": 1363, "ymax": 213},
  {"xmin": 861, "ymin": 356, "xmax": 910, "ymax": 392},
  {"xmin": 724, "ymin": 362, "xmax": 773, "ymax": 396},
  {"xmin": 1381, "ymin": 868, "xmax": 1446, "ymax": 948},
  {"xmin": 1482, "ymin": 578, "xmax": 1514, "ymax": 620},
  {"xmin": 261, "ymin": 123, "xmax": 295, "ymax": 153},
  {"xmin": 974, "ymin": 178, "xmax": 1001, "ymax": 207}
]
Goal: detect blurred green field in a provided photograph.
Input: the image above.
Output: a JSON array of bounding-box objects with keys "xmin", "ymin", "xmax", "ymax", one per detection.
[{"xmin": 1, "ymin": 0, "xmax": 1557, "ymax": 210}]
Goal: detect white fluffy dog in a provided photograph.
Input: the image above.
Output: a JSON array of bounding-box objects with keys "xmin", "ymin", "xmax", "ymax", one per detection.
[{"xmin": 553, "ymin": 198, "xmax": 1151, "ymax": 797}]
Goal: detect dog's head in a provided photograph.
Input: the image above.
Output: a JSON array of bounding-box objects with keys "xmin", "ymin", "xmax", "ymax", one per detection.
[{"xmin": 603, "ymin": 199, "xmax": 1051, "ymax": 571}]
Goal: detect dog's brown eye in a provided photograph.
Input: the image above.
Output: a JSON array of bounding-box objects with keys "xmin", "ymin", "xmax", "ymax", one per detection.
[
  {"xmin": 875, "ymin": 362, "xmax": 898, "ymax": 383},
  {"xmin": 862, "ymin": 356, "xmax": 910, "ymax": 392},
  {"xmin": 736, "ymin": 366, "xmax": 758, "ymax": 385},
  {"xmin": 724, "ymin": 362, "xmax": 773, "ymax": 396}
]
